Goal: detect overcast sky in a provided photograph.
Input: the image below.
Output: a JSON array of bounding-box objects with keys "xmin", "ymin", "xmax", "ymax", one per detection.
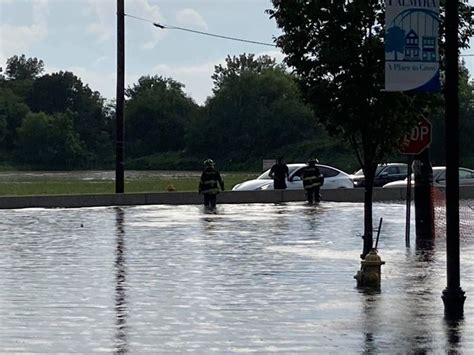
[{"xmin": 1, "ymin": 0, "xmax": 473, "ymax": 105}]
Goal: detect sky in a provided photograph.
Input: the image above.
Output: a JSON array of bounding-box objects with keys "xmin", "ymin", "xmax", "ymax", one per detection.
[{"xmin": 0, "ymin": 0, "xmax": 473, "ymax": 106}]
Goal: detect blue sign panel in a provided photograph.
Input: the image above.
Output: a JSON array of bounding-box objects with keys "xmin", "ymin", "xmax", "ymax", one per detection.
[{"xmin": 385, "ymin": 0, "xmax": 440, "ymax": 92}]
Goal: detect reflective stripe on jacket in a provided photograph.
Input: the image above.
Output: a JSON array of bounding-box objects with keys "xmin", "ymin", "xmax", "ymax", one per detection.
[
  {"xmin": 199, "ymin": 168, "xmax": 224, "ymax": 194},
  {"xmin": 302, "ymin": 167, "xmax": 324, "ymax": 190}
]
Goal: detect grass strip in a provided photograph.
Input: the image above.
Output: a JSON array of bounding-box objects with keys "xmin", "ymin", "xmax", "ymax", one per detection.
[{"xmin": 0, "ymin": 173, "xmax": 258, "ymax": 196}]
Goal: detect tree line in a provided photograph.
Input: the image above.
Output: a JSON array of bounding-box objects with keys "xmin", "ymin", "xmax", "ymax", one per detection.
[
  {"xmin": 0, "ymin": 52, "xmax": 473, "ymax": 172},
  {"xmin": 0, "ymin": 54, "xmax": 345, "ymax": 171}
]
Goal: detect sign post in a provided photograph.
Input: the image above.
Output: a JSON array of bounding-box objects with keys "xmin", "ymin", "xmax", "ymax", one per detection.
[
  {"xmin": 442, "ymin": 0, "xmax": 465, "ymax": 319},
  {"xmin": 400, "ymin": 117, "xmax": 433, "ymax": 249}
]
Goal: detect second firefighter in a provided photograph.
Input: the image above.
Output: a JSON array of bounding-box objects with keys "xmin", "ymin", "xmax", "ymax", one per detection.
[{"xmin": 302, "ymin": 158, "xmax": 324, "ymax": 204}]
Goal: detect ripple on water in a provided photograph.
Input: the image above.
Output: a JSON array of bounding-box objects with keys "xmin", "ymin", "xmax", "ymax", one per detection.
[{"xmin": 0, "ymin": 202, "xmax": 472, "ymax": 352}]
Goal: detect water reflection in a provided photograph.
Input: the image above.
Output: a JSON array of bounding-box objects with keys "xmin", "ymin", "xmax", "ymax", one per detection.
[
  {"xmin": 0, "ymin": 202, "xmax": 472, "ymax": 352},
  {"xmin": 444, "ymin": 319, "xmax": 463, "ymax": 353},
  {"xmin": 360, "ymin": 290, "xmax": 381, "ymax": 354},
  {"xmin": 396, "ymin": 246, "xmax": 440, "ymax": 353},
  {"xmin": 301, "ymin": 204, "xmax": 325, "ymax": 231},
  {"xmin": 416, "ymin": 237, "xmax": 436, "ymax": 251},
  {"xmin": 114, "ymin": 207, "xmax": 128, "ymax": 353}
]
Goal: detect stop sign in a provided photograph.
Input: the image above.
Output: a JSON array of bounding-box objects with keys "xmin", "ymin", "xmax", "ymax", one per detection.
[{"xmin": 399, "ymin": 117, "xmax": 432, "ymax": 155}]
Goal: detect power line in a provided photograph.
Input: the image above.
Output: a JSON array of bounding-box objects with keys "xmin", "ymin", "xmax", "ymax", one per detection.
[
  {"xmin": 124, "ymin": 13, "xmax": 474, "ymax": 54},
  {"xmin": 124, "ymin": 13, "xmax": 277, "ymax": 47}
]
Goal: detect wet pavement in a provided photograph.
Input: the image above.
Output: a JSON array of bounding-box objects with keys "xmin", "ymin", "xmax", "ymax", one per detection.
[{"xmin": 0, "ymin": 202, "xmax": 472, "ymax": 353}]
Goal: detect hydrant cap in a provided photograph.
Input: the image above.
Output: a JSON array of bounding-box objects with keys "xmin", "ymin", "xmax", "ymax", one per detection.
[{"xmin": 362, "ymin": 249, "xmax": 385, "ymax": 265}]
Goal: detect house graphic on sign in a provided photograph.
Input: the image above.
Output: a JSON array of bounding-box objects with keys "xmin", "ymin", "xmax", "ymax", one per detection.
[
  {"xmin": 421, "ymin": 37, "xmax": 436, "ymax": 61},
  {"xmin": 404, "ymin": 30, "xmax": 419, "ymax": 61},
  {"xmin": 385, "ymin": 9, "xmax": 439, "ymax": 63},
  {"xmin": 402, "ymin": 30, "xmax": 437, "ymax": 62}
]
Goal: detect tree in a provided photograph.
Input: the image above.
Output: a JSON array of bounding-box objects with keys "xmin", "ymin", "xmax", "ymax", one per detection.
[
  {"xmin": 268, "ymin": 1, "xmax": 474, "ymax": 258},
  {"xmin": 385, "ymin": 26, "xmax": 405, "ymax": 61},
  {"xmin": 125, "ymin": 75, "xmax": 199, "ymax": 158},
  {"xmin": 0, "ymin": 87, "xmax": 30, "ymax": 149},
  {"xmin": 5, "ymin": 54, "xmax": 44, "ymax": 80},
  {"xmin": 16, "ymin": 111, "xmax": 86, "ymax": 168},
  {"xmin": 458, "ymin": 65, "xmax": 474, "ymax": 165},
  {"xmin": 190, "ymin": 54, "xmax": 316, "ymax": 164},
  {"xmin": 430, "ymin": 63, "xmax": 474, "ymax": 166},
  {"xmin": 211, "ymin": 53, "xmax": 284, "ymax": 92},
  {"xmin": 28, "ymin": 71, "xmax": 112, "ymax": 164}
]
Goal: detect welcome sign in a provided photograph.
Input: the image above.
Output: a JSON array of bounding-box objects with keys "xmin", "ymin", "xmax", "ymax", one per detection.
[{"xmin": 385, "ymin": 0, "xmax": 440, "ymax": 92}]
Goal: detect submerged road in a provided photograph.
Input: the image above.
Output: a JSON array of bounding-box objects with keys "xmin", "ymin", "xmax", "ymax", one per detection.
[{"xmin": 0, "ymin": 202, "xmax": 472, "ymax": 352}]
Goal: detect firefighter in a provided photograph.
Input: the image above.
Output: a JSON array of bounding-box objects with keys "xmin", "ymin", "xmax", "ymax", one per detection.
[
  {"xmin": 198, "ymin": 159, "xmax": 224, "ymax": 209},
  {"xmin": 302, "ymin": 158, "xmax": 324, "ymax": 204}
]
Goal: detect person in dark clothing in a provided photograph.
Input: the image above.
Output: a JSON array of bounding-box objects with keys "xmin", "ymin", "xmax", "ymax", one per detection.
[
  {"xmin": 199, "ymin": 159, "xmax": 224, "ymax": 209},
  {"xmin": 269, "ymin": 157, "xmax": 289, "ymax": 190},
  {"xmin": 302, "ymin": 158, "xmax": 324, "ymax": 204}
]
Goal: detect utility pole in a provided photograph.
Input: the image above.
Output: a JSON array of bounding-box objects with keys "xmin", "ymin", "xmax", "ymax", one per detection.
[
  {"xmin": 414, "ymin": 148, "xmax": 434, "ymax": 247},
  {"xmin": 441, "ymin": 0, "xmax": 465, "ymax": 318},
  {"xmin": 115, "ymin": 0, "xmax": 125, "ymax": 193}
]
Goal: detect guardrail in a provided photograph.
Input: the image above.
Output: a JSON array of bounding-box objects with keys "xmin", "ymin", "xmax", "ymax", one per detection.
[{"xmin": 0, "ymin": 186, "xmax": 473, "ymax": 209}]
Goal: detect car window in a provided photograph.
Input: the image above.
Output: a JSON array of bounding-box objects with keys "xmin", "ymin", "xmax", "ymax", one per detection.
[
  {"xmin": 385, "ymin": 166, "xmax": 400, "ymax": 175},
  {"xmin": 319, "ymin": 166, "xmax": 339, "ymax": 177},
  {"xmin": 257, "ymin": 170, "xmax": 272, "ymax": 179},
  {"xmin": 399, "ymin": 165, "xmax": 408, "ymax": 174},
  {"xmin": 436, "ymin": 170, "xmax": 446, "ymax": 181},
  {"xmin": 459, "ymin": 169, "xmax": 474, "ymax": 179},
  {"xmin": 292, "ymin": 167, "xmax": 305, "ymax": 179},
  {"xmin": 257, "ymin": 165, "xmax": 301, "ymax": 180}
]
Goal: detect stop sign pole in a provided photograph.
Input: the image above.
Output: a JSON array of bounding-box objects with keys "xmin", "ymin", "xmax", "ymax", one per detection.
[{"xmin": 399, "ymin": 117, "xmax": 433, "ymax": 248}]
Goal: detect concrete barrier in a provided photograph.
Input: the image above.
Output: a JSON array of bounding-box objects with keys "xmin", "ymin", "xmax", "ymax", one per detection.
[{"xmin": 0, "ymin": 186, "xmax": 472, "ymax": 209}]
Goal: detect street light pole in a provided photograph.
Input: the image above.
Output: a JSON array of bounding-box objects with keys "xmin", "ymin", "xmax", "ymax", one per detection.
[
  {"xmin": 115, "ymin": 0, "xmax": 125, "ymax": 193},
  {"xmin": 441, "ymin": 0, "xmax": 465, "ymax": 318}
]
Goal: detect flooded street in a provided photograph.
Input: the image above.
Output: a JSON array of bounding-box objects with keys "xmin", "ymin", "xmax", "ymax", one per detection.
[{"xmin": 0, "ymin": 202, "xmax": 472, "ymax": 353}]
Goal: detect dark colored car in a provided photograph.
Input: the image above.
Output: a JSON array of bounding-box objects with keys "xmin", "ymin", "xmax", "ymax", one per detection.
[{"xmin": 351, "ymin": 163, "xmax": 408, "ymax": 188}]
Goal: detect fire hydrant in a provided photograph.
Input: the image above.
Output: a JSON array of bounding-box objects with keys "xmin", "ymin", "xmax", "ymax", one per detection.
[{"xmin": 354, "ymin": 249, "xmax": 385, "ymax": 288}]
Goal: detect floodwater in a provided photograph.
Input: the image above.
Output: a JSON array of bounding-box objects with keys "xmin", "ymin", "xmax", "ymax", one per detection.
[{"xmin": 0, "ymin": 202, "xmax": 472, "ymax": 353}]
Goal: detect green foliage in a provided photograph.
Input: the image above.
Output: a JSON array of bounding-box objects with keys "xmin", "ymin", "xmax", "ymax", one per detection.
[
  {"xmin": 125, "ymin": 75, "xmax": 200, "ymax": 158},
  {"xmin": 459, "ymin": 67, "xmax": 474, "ymax": 162},
  {"xmin": 5, "ymin": 54, "xmax": 44, "ymax": 80},
  {"xmin": 0, "ymin": 50, "xmax": 472, "ymax": 173},
  {"xmin": 211, "ymin": 53, "xmax": 284, "ymax": 92},
  {"xmin": 0, "ymin": 87, "xmax": 30, "ymax": 149},
  {"xmin": 269, "ymin": 1, "xmax": 432, "ymax": 172},
  {"xmin": 16, "ymin": 111, "xmax": 86, "ymax": 168},
  {"xmin": 426, "ymin": 64, "xmax": 474, "ymax": 166},
  {"xmin": 28, "ymin": 71, "xmax": 112, "ymax": 161},
  {"xmin": 189, "ymin": 54, "xmax": 317, "ymax": 164}
]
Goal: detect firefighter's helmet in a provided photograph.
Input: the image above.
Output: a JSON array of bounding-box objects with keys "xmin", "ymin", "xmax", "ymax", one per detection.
[{"xmin": 204, "ymin": 159, "xmax": 215, "ymax": 167}]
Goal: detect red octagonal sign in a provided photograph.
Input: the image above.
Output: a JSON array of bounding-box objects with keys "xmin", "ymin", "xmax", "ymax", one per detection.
[{"xmin": 399, "ymin": 117, "xmax": 432, "ymax": 155}]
